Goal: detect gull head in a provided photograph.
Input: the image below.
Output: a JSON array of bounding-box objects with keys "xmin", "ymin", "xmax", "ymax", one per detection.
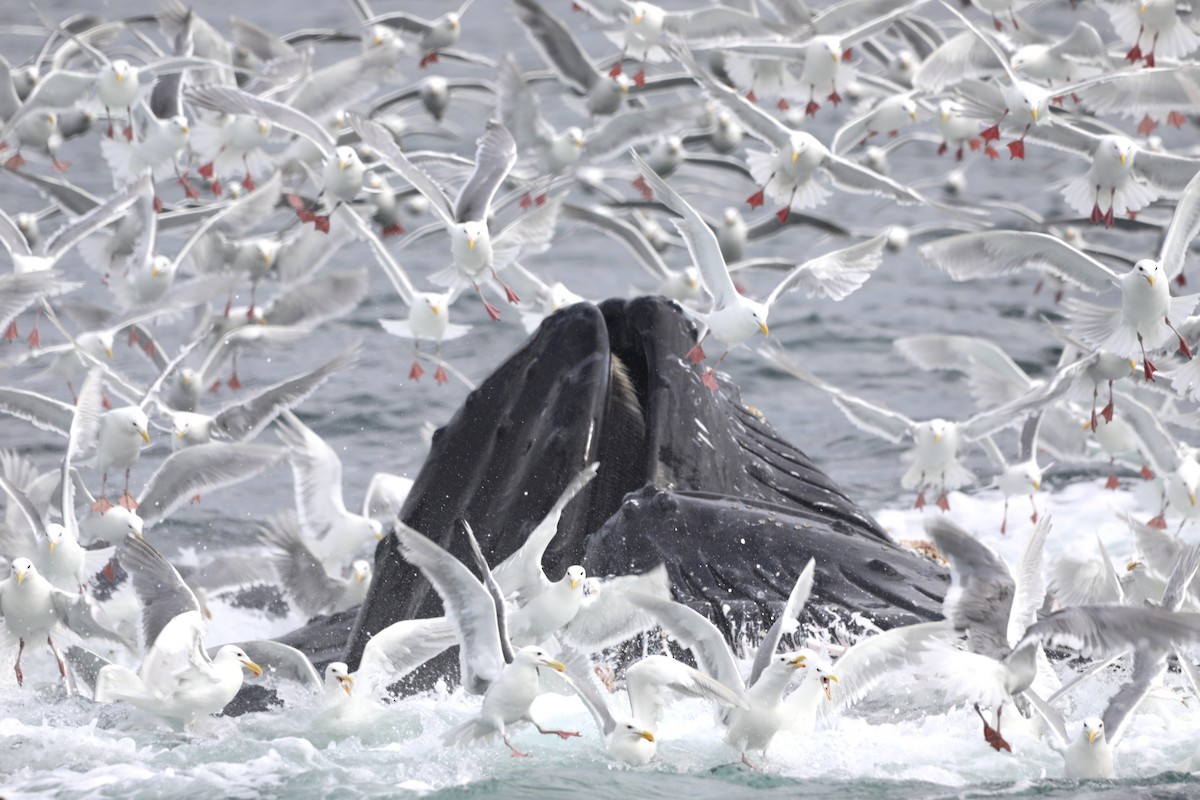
[
  {"xmin": 352, "ymin": 560, "xmax": 372, "ymax": 583},
  {"xmin": 746, "ymin": 299, "xmax": 769, "ymax": 337},
  {"xmin": 149, "ymin": 254, "xmax": 174, "ymax": 280},
  {"xmin": 1082, "ymin": 716, "xmax": 1104, "ymax": 745},
  {"xmin": 369, "ymin": 25, "xmax": 395, "ymax": 49},
  {"xmin": 225, "ymin": 646, "xmax": 264, "ymax": 677},
  {"xmin": 1101, "ymin": 135, "xmax": 1135, "ymax": 169},
  {"xmin": 902, "ymin": 97, "xmax": 919, "ymax": 123},
  {"xmin": 566, "ymin": 565, "xmax": 586, "ymax": 590},
  {"xmin": 617, "ymin": 721, "xmax": 655, "ymax": 744},
  {"xmin": 111, "ymin": 59, "xmax": 132, "ymax": 83},
  {"xmin": 334, "ymin": 145, "xmax": 359, "ymax": 172},
  {"xmin": 369, "ymin": 518, "xmax": 384, "ymax": 541},
  {"xmin": 326, "ymin": 662, "xmax": 354, "ymax": 696},
  {"xmin": 723, "ymin": 207, "xmax": 744, "ymax": 228},
  {"xmin": 775, "ymin": 651, "xmax": 808, "ymax": 671},
  {"xmin": 1131, "ymin": 258, "xmax": 1161, "ymax": 288},
  {"xmin": 457, "ymin": 219, "xmax": 488, "ymax": 254},
  {"xmin": 11, "ymin": 557, "xmax": 33, "ymax": 586},
  {"xmin": 519, "ymin": 645, "xmax": 566, "ymax": 672},
  {"xmin": 567, "ymin": 126, "xmax": 585, "ymax": 150},
  {"xmin": 814, "ymin": 663, "xmax": 838, "ymax": 700},
  {"xmin": 81, "ymin": 330, "xmax": 115, "ymax": 360},
  {"xmin": 112, "ymin": 406, "xmax": 152, "ymax": 445},
  {"xmin": 45, "ymin": 523, "xmax": 66, "ymax": 555},
  {"xmin": 937, "ymin": 99, "xmax": 959, "ymax": 123}
]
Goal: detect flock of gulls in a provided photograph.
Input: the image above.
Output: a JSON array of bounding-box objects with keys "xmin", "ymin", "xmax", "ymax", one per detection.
[{"xmin": 6, "ymin": 0, "xmax": 1200, "ymax": 786}]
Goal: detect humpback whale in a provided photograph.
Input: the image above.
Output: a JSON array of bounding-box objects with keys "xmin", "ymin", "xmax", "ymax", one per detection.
[{"xmin": 278, "ymin": 296, "xmax": 949, "ymax": 681}]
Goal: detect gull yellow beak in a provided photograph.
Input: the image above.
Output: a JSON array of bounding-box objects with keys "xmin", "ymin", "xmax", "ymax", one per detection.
[
  {"xmin": 1120, "ymin": 152, "xmax": 1127, "ymax": 166},
  {"xmin": 758, "ymin": 321, "xmax": 770, "ymax": 337},
  {"xmin": 373, "ymin": 35, "xmax": 383, "ymax": 46},
  {"xmin": 789, "ymin": 655, "xmax": 807, "ymax": 668},
  {"xmin": 258, "ymin": 315, "xmax": 268, "ymax": 325},
  {"xmin": 933, "ymin": 433, "xmax": 942, "ymax": 443},
  {"xmin": 1190, "ymin": 493, "xmax": 1196, "ymax": 507},
  {"xmin": 150, "ymin": 265, "xmax": 161, "ymax": 277},
  {"xmin": 116, "ymin": 72, "xmax": 125, "ymax": 83},
  {"xmin": 822, "ymin": 674, "xmax": 838, "ymax": 700},
  {"xmin": 16, "ymin": 572, "xmax": 24, "ymax": 586},
  {"xmin": 243, "ymin": 660, "xmax": 264, "ymax": 677},
  {"xmin": 639, "ymin": 730, "xmax": 655, "ymax": 742},
  {"xmin": 791, "ymin": 149, "xmax": 800, "ymax": 164},
  {"xmin": 140, "ymin": 429, "xmax": 151, "ymax": 444},
  {"xmin": 258, "ymin": 121, "xmax": 269, "ymax": 135},
  {"xmin": 1129, "ymin": 358, "xmax": 1139, "ymax": 372},
  {"xmin": 182, "ymin": 374, "xmax": 192, "ymax": 386},
  {"xmin": 571, "ymin": 578, "xmax": 580, "ymax": 589},
  {"xmin": 262, "ymin": 252, "xmax": 272, "ymax": 265},
  {"xmin": 575, "ymin": 136, "xmax": 584, "ymax": 147},
  {"xmin": 1146, "ymin": 275, "xmax": 1156, "ymax": 286},
  {"xmin": 1127, "ymin": 560, "xmax": 1140, "ymax": 571},
  {"xmin": 432, "ymin": 305, "xmax": 441, "ymax": 316},
  {"xmin": 355, "ymin": 570, "xmax": 365, "ymax": 582},
  {"xmin": 176, "ymin": 430, "xmax": 185, "ymax": 439},
  {"xmin": 1139, "ymin": 1, "xmax": 1147, "ymax": 15},
  {"xmin": 450, "ymin": 19, "xmax": 460, "ymax": 29},
  {"xmin": 339, "ymin": 674, "xmax": 355, "ymax": 696},
  {"xmin": 467, "ymin": 238, "xmax": 476, "ymax": 251},
  {"xmin": 940, "ymin": 111, "xmax": 949, "ymax": 122},
  {"xmin": 338, "ymin": 160, "xmax": 348, "ymax": 171},
  {"xmin": 375, "ymin": 530, "xmax": 384, "ymax": 540},
  {"xmin": 1088, "ymin": 729, "xmax": 1099, "ymax": 744},
  {"xmin": 49, "ymin": 541, "xmax": 56, "ymax": 554},
  {"xmin": 1033, "ymin": 480, "xmax": 1041, "ymax": 491},
  {"xmin": 181, "ymin": 124, "xmax": 189, "ymax": 134},
  {"xmin": 544, "ymin": 659, "xmax": 566, "ymax": 673},
  {"xmin": 634, "ymin": 13, "xmax": 643, "ymax": 23},
  {"xmin": 909, "ymin": 111, "xmax": 918, "ymax": 122},
  {"xmin": 1030, "ymin": 108, "xmax": 1038, "ymax": 123},
  {"xmin": 105, "ymin": 347, "xmax": 114, "ymax": 359},
  {"xmin": 832, "ymin": 52, "xmax": 840, "ymax": 63}
]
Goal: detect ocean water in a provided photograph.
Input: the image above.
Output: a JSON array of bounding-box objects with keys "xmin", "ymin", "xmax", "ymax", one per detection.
[{"xmin": 3, "ymin": 0, "xmax": 1200, "ymax": 796}]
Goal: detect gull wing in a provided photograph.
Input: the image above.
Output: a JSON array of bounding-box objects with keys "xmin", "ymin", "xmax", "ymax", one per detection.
[
  {"xmin": 631, "ymin": 151, "xmax": 737, "ymax": 307},
  {"xmin": 561, "ymin": 564, "xmax": 670, "ymax": 652},
  {"xmin": 759, "ymin": 343, "xmax": 916, "ymax": 443},
  {"xmin": 925, "ymin": 515, "xmax": 1015, "ymax": 659},
  {"xmin": 749, "ymin": 558, "xmax": 814, "ymax": 687},
  {"xmin": 626, "ymin": 653, "xmax": 748, "ymax": 731},
  {"xmin": 394, "ymin": 522, "xmax": 504, "ymax": 695},
  {"xmin": 452, "ymin": 120, "xmax": 517, "ymax": 224},
  {"xmin": 275, "ymin": 410, "xmax": 349, "ymax": 537},
  {"xmin": 118, "ymin": 534, "xmax": 202, "ymax": 651},
  {"xmin": 625, "ymin": 592, "xmax": 745, "ymax": 696},
  {"xmin": 212, "ymin": 346, "xmax": 357, "ymax": 441},
  {"xmin": 357, "ymin": 616, "xmax": 459, "ymax": 698},
  {"xmin": 764, "ymin": 233, "xmax": 886, "ymax": 306},
  {"xmin": 918, "ymin": 231, "xmax": 1118, "ymax": 292},
  {"xmin": 137, "ymin": 443, "xmax": 285, "ymax": 528},
  {"xmin": 493, "ymin": 462, "xmax": 598, "ymax": 602}
]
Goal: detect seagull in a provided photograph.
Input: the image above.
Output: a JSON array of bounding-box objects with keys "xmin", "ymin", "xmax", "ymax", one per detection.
[
  {"xmin": 275, "ymin": 410, "xmax": 383, "ymax": 570},
  {"xmin": 348, "ymin": 114, "xmax": 525, "ymax": 321},
  {"xmin": 86, "ymin": 406, "xmax": 151, "ymax": 514},
  {"xmin": 563, "ymin": 649, "xmax": 745, "ymax": 765},
  {"xmin": 491, "ymin": 463, "xmax": 598, "ymax": 646},
  {"xmin": 761, "ymin": 342, "xmax": 1063, "ymax": 509},
  {"xmin": 395, "ymin": 519, "xmax": 582, "ymax": 756},
  {"xmin": 259, "ymin": 511, "xmax": 373, "ymax": 617},
  {"xmin": 633, "ymin": 152, "xmax": 886, "ymax": 389},
  {"xmin": 341, "ymin": 207, "xmax": 467, "ymax": 385},
  {"xmin": 918, "ymin": 217, "xmax": 1200, "ymax": 381},
  {"xmin": 627, "ymin": 560, "xmax": 815, "ymax": 767},
  {"xmin": 978, "ymin": 414, "xmax": 1047, "ymax": 534},
  {"xmin": 674, "ymin": 48, "xmax": 926, "ymax": 222},
  {"xmin": 185, "ymin": 85, "xmax": 365, "ymax": 233},
  {"xmin": 922, "ymin": 515, "xmax": 1200, "ymax": 753},
  {"xmin": 91, "ymin": 535, "xmax": 263, "ymax": 727},
  {"xmin": 1025, "ymin": 543, "xmax": 1200, "ymax": 778},
  {"xmin": 364, "ymin": 0, "xmax": 475, "ymax": 68},
  {"xmin": 0, "ymin": 557, "xmax": 128, "ymax": 688}
]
